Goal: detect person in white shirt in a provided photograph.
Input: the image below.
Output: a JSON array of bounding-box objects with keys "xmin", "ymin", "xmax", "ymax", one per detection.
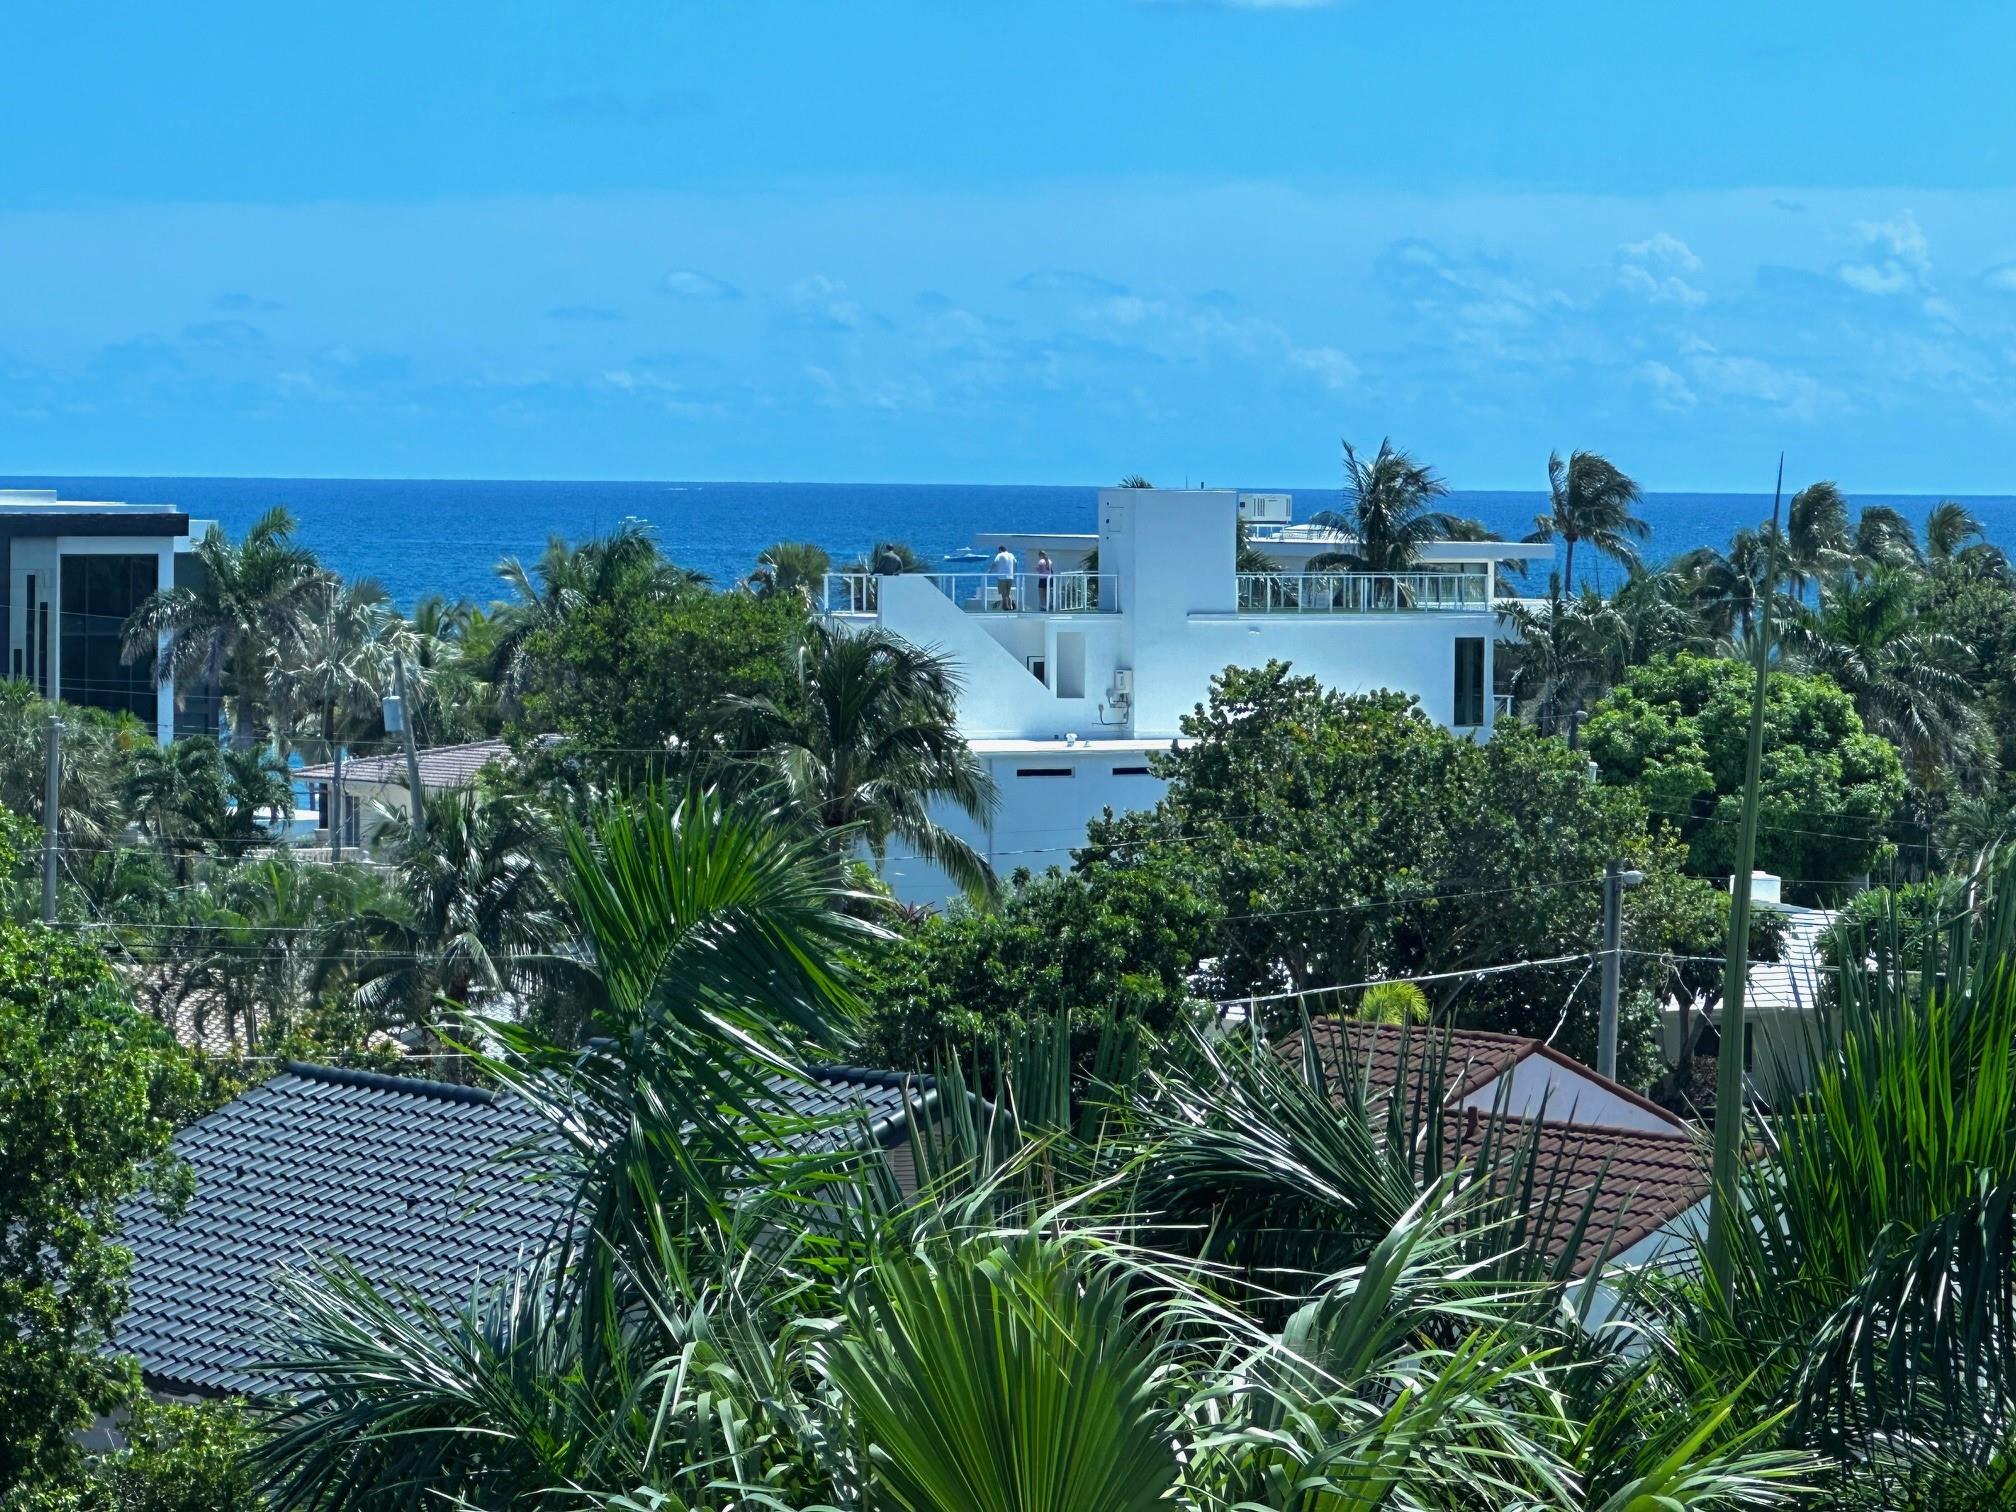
[{"xmin": 989, "ymin": 545, "xmax": 1017, "ymax": 609}]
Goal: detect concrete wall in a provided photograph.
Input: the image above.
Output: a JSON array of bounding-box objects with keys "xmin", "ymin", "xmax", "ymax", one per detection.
[{"xmin": 879, "ymin": 743, "xmax": 1170, "ymax": 905}]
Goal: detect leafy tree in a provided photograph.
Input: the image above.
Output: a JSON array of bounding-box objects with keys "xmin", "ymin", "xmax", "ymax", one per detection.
[
  {"xmin": 488, "ymin": 522, "xmax": 705, "ymax": 716},
  {"xmin": 718, "ymin": 622, "xmax": 996, "ymax": 899},
  {"xmin": 74, "ymin": 1398, "xmax": 261, "ymax": 1512},
  {"xmin": 517, "ymin": 567, "xmax": 804, "ymax": 786},
  {"xmin": 0, "ymin": 915, "xmax": 195, "ymax": 1496},
  {"xmin": 118, "ymin": 507, "xmax": 326, "ymax": 745},
  {"xmin": 1305, "ymin": 437, "xmax": 1453, "ymax": 573},
  {"xmin": 1080, "ymin": 664, "xmax": 1703, "ymax": 1076},
  {"xmin": 855, "ymin": 860, "xmax": 1218, "ymax": 1073},
  {"xmin": 1526, "ymin": 448, "xmax": 1647, "ymax": 594},
  {"xmin": 1585, "ymin": 652, "xmax": 1907, "ymax": 895}
]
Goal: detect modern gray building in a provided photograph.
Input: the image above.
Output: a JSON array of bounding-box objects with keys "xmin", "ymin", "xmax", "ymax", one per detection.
[{"xmin": 0, "ymin": 489, "xmax": 220, "ymax": 741}]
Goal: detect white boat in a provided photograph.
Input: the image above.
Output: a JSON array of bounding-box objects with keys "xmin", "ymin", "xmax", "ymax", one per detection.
[{"xmin": 942, "ymin": 547, "xmax": 988, "ymax": 563}]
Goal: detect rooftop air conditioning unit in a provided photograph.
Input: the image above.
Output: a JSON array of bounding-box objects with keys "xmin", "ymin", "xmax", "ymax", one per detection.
[{"xmin": 1236, "ymin": 493, "xmax": 1292, "ymax": 524}]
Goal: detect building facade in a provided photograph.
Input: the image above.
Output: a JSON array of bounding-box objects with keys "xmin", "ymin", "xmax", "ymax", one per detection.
[
  {"xmin": 826, "ymin": 487, "xmax": 1550, "ymax": 903},
  {"xmin": 0, "ymin": 490, "xmax": 219, "ymax": 741}
]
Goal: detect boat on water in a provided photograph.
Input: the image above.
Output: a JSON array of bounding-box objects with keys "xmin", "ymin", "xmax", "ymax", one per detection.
[{"xmin": 942, "ymin": 547, "xmax": 988, "ymax": 563}]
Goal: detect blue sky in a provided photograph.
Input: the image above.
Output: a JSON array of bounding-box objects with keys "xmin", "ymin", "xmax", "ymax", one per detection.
[{"xmin": 8, "ymin": 0, "xmax": 2016, "ymax": 490}]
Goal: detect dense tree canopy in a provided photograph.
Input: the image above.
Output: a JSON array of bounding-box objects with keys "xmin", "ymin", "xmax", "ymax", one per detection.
[
  {"xmin": 1585, "ymin": 653, "xmax": 1908, "ymax": 895},
  {"xmin": 0, "ymin": 910, "xmax": 196, "ymax": 1496},
  {"xmin": 1080, "ymin": 663, "xmax": 1724, "ymax": 1078}
]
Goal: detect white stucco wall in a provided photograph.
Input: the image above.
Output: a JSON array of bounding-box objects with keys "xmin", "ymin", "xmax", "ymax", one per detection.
[
  {"xmin": 859, "ymin": 487, "xmax": 1539, "ymax": 905},
  {"xmin": 879, "ymin": 740, "xmax": 1170, "ymax": 905}
]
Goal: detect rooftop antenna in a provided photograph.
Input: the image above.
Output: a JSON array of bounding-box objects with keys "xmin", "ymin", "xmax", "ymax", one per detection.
[{"xmin": 1705, "ymin": 450, "xmax": 1785, "ymax": 1307}]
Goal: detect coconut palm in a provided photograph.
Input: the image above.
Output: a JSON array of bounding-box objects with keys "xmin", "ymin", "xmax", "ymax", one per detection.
[
  {"xmin": 1926, "ymin": 499, "xmax": 1987, "ymax": 562},
  {"xmin": 718, "ymin": 621, "xmax": 998, "ymax": 898},
  {"xmin": 1671, "ymin": 527, "xmax": 1776, "ymax": 646},
  {"xmin": 1783, "ymin": 567, "xmax": 1987, "ymax": 789},
  {"xmin": 1118, "ymin": 474, "xmax": 1153, "ymax": 488},
  {"xmin": 1525, "ymin": 449, "xmax": 1648, "ymax": 595},
  {"xmin": 1777, "ymin": 480, "xmax": 1853, "ymax": 592},
  {"xmin": 0, "ymin": 686, "xmax": 144, "ymax": 851},
  {"xmin": 118, "ymin": 507, "xmax": 327, "ymax": 745},
  {"xmin": 1852, "ymin": 504, "xmax": 1924, "ymax": 572},
  {"xmin": 1306, "ymin": 438, "xmax": 1455, "ymax": 574}
]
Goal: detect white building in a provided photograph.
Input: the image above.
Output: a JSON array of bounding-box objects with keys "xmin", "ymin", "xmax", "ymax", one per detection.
[
  {"xmin": 0, "ymin": 490, "xmax": 220, "ymax": 742},
  {"xmin": 826, "ymin": 487, "xmax": 1551, "ymax": 903},
  {"xmin": 1661, "ymin": 870, "xmax": 1837, "ymax": 1108}
]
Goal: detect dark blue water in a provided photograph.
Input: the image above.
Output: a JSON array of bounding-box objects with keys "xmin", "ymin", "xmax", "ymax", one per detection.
[{"xmin": 7, "ymin": 476, "xmax": 2015, "ymax": 606}]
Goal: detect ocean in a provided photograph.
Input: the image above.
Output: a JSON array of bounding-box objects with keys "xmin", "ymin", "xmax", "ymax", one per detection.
[{"xmin": 7, "ymin": 476, "xmax": 2016, "ymax": 607}]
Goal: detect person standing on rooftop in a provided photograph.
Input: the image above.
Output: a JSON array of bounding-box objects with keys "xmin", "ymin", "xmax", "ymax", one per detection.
[
  {"xmin": 1035, "ymin": 548, "xmax": 1054, "ymax": 609},
  {"xmin": 990, "ymin": 543, "xmax": 1017, "ymax": 609}
]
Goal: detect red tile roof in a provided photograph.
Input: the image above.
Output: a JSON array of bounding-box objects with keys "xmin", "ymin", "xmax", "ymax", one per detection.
[
  {"xmin": 1448, "ymin": 1110, "xmax": 1709, "ymax": 1275},
  {"xmin": 1275, "ymin": 1019, "xmax": 1704, "ymax": 1274}
]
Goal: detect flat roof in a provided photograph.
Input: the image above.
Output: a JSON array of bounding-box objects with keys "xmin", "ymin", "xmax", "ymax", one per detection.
[{"xmin": 967, "ymin": 736, "xmax": 1176, "ymax": 755}]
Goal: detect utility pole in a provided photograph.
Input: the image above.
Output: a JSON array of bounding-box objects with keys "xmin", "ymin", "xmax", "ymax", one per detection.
[
  {"xmin": 41, "ymin": 714, "xmax": 60, "ymax": 925},
  {"xmin": 392, "ymin": 650, "xmax": 425, "ymax": 841},
  {"xmin": 1597, "ymin": 860, "xmax": 1645, "ymax": 1081},
  {"xmin": 1706, "ymin": 455, "xmax": 1786, "ymax": 1308}
]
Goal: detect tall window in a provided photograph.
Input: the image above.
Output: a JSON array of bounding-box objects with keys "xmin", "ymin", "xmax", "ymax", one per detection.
[
  {"xmin": 1453, "ymin": 636, "xmax": 1485, "ymax": 728},
  {"xmin": 61, "ymin": 554, "xmax": 159, "ymax": 730}
]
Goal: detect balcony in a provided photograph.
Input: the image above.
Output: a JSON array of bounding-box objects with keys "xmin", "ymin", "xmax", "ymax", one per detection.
[
  {"xmin": 1235, "ymin": 571, "xmax": 1489, "ymax": 613},
  {"xmin": 823, "ymin": 571, "xmax": 1117, "ymax": 617}
]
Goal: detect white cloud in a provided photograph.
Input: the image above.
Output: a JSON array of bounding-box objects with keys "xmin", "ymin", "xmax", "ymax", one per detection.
[
  {"xmin": 788, "ymin": 273, "xmax": 863, "ymax": 330},
  {"xmin": 662, "ymin": 269, "xmax": 740, "ymax": 300},
  {"xmin": 1838, "ymin": 210, "xmax": 1931, "ymax": 295},
  {"xmin": 1683, "ymin": 346, "xmax": 1833, "ymax": 419},
  {"xmin": 1617, "ymin": 232, "xmax": 1706, "ymax": 306},
  {"xmin": 1637, "ymin": 359, "xmax": 1697, "ymax": 412},
  {"xmin": 1287, "ymin": 344, "xmax": 1358, "ymax": 389}
]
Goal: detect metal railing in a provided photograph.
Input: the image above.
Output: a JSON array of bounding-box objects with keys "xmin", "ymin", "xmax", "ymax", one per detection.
[
  {"xmin": 928, "ymin": 571, "xmax": 1112, "ymax": 614},
  {"xmin": 823, "ymin": 571, "xmax": 1115, "ymax": 615},
  {"xmin": 1235, "ymin": 571, "xmax": 1489, "ymax": 613},
  {"xmin": 1494, "ymin": 692, "xmax": 1516, "ymax": 718}
]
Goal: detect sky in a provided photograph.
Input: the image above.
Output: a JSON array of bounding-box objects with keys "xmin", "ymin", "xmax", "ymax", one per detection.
[{"xmin": 7, "ymin": 1, "xmax": 2016, "ymax": 491}]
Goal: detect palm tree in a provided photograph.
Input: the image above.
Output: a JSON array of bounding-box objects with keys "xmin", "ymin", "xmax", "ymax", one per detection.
[
  {"xmin": 1526, "ymin": 449, "xmax": 1648, "ymax": 595},
  {"xmin": 1118, "ymin": 474, "xmax": 1153, "ymax": 488},
  {"xmin": 746, "ymin": 541, "xmax": 831, "ymax": 604},
  {"xmin": 1503, "ymin": 587, "xmax": 1630, "ymax": 735},
  {"xmin": 1306, "ymin": 438, "xmax": 1455, "ymax": 574},
  {"xmin": 275, "ymin": 577, "xmax": 425, "ymax": 854},
  {"xmin": 119, "ymin": 507, "xmax": 327, "ymax": 745},
  {"xmin": 1671, "ymin": 527, "xmax": 1776, "ymax": 645},
  {"xmin": 1926, "ymin": 499, "xmax": 1986, "ymax": 562},
  {"xmin": 719, "ymin": 622, "xmax": 997, "ymax": 898},
  {"xmin": 1851, "ymin": 504, "xmax": 1924, "ymax": 572},
  {"xmin": 317, "ymin": 786, "xmax": 571, "ymax": 1030},
  {"xmin": 1783, "ymin": 567, "xmax": 1986, "ymax": 789},
  {"xmin": 1777, "ymin": 480, "xmax": 1852, "ymax": 592}
]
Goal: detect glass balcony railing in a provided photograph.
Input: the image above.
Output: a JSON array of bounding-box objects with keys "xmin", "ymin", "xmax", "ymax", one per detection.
[{"xmin": 1234, "ymin": 571, "xmax": 1489, "ymax": 613}]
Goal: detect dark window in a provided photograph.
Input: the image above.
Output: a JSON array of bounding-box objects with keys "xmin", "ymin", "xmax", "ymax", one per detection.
[
  {"xmin": 1112, "ymin": 766, "xmax": 1152, "ymax": 776},
  {"xmin": 1453, "ymin": 637, "xmax": 1485, "ymax": 727},
  {"xmin": 60, "ymin": 554, "xmax": 159, "ymax": 731},
  {"xmin": 1015, "ymin": 767, "xmax": 1075, "ymax": 778}
]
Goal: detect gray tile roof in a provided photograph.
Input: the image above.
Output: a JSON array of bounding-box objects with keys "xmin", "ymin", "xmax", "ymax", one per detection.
[
  {"xmin": 115, "ymin": 1060, "xmax": 939, "ymax": 1397},
  {"xmin": 293, "ymin": 737, "xmax": 519, "ymax": 790}
]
